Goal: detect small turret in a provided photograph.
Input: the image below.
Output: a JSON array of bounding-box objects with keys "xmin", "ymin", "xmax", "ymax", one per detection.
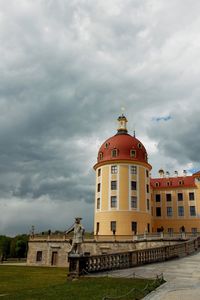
[{"xmin": 117, "ymin": 114, "xmax": 128, "ymax": 134}]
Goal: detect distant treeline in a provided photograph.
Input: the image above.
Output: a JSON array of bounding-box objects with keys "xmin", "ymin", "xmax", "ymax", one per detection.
[{"xmin": 0, "ymin": 234, "xmax": 28, "ymax": 261}]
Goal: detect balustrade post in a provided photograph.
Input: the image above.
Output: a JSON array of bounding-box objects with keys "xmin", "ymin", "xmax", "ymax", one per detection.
[
  {"xmin": 165, "ymin": 246, "xmax": 169, "ymax": 260},
  {"xmin": 194, "ymin": 239, "xmax": 198, "ymax": 250},
  {"xmin": 185, "ymin": 243, "xmax": 188, "ymax": 255}
]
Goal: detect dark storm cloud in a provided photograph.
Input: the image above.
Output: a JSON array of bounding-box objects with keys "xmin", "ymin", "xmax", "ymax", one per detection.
[
  {"xmin": 0, "ymin": 0, "xmax": 200, "ymax": 234},
  {"xmin": 148, "ymin": 109, "xmax": 200, "ymax": 165},
  {"xmin": 0, "ymin": 197, "xmax": 93, "ymax": 235}
]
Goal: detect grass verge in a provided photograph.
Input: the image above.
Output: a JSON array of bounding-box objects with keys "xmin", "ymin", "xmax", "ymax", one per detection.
[{"xmin": 0, "ymin": 266, "xmax": 163, "ymax": 299}]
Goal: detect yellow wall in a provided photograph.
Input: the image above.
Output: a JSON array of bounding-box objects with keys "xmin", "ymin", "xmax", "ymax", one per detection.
[
  {"xmin": 94, "ymin": 161, "xmax": 152, "ymax": 235},
  {"xmin": 95, "ymin": 211, "xmax": 152, "ymax": 235},
  {"xmin": 152, "ymin": 180, "xmax": 200, "ymax": 233}
]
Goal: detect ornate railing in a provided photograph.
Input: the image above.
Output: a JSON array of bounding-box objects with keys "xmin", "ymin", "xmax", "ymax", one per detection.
[{"xmin": 68, "ymin": 236, "xmax": 200, "ymax": 277}]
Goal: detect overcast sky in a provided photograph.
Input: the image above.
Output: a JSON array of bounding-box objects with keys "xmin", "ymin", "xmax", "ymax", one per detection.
[{"xmin": 0, "ymin": 0, "xmax": 200, "ymax": 236}]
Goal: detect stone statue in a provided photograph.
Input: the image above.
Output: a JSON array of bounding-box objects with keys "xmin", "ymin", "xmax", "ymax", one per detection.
[{"xmin": 66, "ymin": 217, "xmax": 85, "ymax": 255}]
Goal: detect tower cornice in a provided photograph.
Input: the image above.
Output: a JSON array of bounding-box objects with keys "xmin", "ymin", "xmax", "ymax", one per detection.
[{"xmin": 93, "ymin": 159, "xmax": 152, "ymax": 170}]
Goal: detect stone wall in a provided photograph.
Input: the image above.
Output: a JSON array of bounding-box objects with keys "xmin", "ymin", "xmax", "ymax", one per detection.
[
  {"xmin": 27, "ymin": 237, "xmax": 179, "ymax": 267},
  {"xmin": 27, "ymin": 240, "xmax": 71, "ymax": 267}
]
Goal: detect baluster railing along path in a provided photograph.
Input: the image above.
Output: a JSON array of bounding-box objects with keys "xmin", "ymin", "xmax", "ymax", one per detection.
[{"xmin": 68, "ymin": 235, "xmax": 200, "ymax": 277}]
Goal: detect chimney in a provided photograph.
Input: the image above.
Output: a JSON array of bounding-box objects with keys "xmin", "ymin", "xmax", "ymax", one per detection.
[
  {"xmin": 158, "ymin": 169, "xmax": 165, "ymax": 178},
  {"xmin": 166, "ymin": 171, "xmax": 170, "ymax": 178},
  {"xmin": 183, "ymin": 170, "xmax": 187, "ymax": 177},
  {"xmin": 174, "ymin": 170, "xmax": 178, "ymax": 177}
]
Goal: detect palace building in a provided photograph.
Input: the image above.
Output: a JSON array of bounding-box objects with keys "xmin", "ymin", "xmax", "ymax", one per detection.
[
  {"xmin": 27, "ymin": 114, "xmax": 200, "ymax": 268},
  {"xmin": 93, "ymin": 114, "xmax": 200, "ymax": 236}
]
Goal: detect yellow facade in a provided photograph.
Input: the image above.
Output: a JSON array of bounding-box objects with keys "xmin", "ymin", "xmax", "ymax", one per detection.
[
  {"xmin": 94, "ymin": 161, "xmax": 152, "ymax": 235},
  {"xmin": 152, "ymin": 178, "xmax": 200, "ymax": 233}
]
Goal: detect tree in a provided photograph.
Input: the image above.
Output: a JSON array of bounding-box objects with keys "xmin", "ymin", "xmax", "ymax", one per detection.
[
  {"xmin": 15, "ymin": 240, "xmax": 27, "ymax": 259},
  {"xmin": 0, "ymin": 236, "xmax": 11, "ymax": 261},
  {"xmin": 9, "ymin": 234, "xmax": 29, "ymax": 258}
]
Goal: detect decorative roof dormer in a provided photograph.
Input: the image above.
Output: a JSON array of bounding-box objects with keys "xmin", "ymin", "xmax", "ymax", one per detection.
[{"xmin": 117, "ymin": 114, "xmax": 128, "ymax": 134}]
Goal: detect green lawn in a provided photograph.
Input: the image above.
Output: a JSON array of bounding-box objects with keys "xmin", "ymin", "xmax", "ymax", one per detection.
[{"xmin": 0, "ymin": 266, "xmax": 162, "ymax": 299}]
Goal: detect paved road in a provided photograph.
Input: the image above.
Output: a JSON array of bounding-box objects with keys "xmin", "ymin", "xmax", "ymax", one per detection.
[
  {"xmin": 95, "ymin": 252, "xmax": 200, "ymax": 299},
  {"xmin": 142, "ymin": 253, "xmax": 200, "ymax": 299},
  {"xmin": 135, "ymin": 253, "xmax": 200, "ymax": 299}
]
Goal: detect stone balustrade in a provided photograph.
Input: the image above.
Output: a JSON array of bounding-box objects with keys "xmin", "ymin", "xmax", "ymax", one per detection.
[
  {"xmin": 29, "ymin": 232, "xmax": 198, "ymax": 242},
  {"xmin": 68, "ymin": 236, "xmax": 200, "ymax": 277}
]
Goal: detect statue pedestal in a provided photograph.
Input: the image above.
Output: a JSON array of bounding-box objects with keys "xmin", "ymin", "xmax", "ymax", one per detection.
[{"xmin": 68, "ymin": 254, "xmax": 85, "ymax": 278}]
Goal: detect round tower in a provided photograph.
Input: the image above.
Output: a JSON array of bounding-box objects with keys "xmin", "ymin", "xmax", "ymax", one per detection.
[{"xmin": 93, "ymin": 115, "xmax": 152, "ymax": 236}]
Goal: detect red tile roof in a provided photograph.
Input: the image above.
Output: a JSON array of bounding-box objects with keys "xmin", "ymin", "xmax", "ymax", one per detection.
[
  {"xmin": 193, "ymin": 170, "xmax": 200, "ymax": 176},
  {"xmin": 96, "ymin": 133, "xmax": 148, "ymax": 164},
  {"xmin": 150, "ymin": 176, "xmax": 196, "ymax": 189}
]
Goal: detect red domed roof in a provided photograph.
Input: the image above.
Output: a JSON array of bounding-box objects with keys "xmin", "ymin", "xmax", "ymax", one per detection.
[
  {"xmin": 93, "ymin": 115, "xmax": 151, "ymax": 169},
  {"xmin": 96, "ymin": 133, "xmax": 148, "ymax": 165}
]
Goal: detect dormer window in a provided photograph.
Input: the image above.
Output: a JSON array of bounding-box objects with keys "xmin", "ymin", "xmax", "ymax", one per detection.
[
  {"xmin": 111, "ymin": 149, "xmax": 118, "ymax": 158},
  {"xmin": 167, "ymin": 181, "xmax": 171, "ymax": 186},
  {"xmin": 105, "ymin": 142, "xmax": 110, "ymax": 149},
  {"xmin": 155, "ymin": 182, "xmax": 160, "ymax": 187},
  {"xmin": 138, "ymin": 143, "xmax": 142, "ymax": 149},
  {"xmin": 179, "ymin": 180, "xmax": 184, "ymax": 185},
  {"xmin": 99, "ymin": 152, "xmax": 103, "ymax": 160},
  {"xmin": 130, "ymin": 149, "xmax": 136, "ymax": 158}
]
